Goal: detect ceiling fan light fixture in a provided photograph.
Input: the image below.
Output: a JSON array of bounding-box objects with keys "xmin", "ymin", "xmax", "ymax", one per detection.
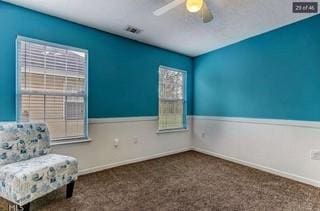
[{"xmin": 186, "ymin": 0, "xmax": 203, "ymax": 13}]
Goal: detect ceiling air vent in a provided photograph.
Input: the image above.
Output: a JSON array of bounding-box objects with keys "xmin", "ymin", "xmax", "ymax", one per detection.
[{"xmin": 125, "ymin": 25, "xmax": 142, "ymax": 34}]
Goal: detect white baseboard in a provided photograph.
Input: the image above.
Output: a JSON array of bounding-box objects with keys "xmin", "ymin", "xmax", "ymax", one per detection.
[
  {"xmin": 79, "ymin": 147, "xmax": 191, "ymax": 176},
  {"xmin": 78, "ymin": 145, "xmax": 320, "ymax": 188},
  {"xmin": 191, "ymin": 147, "xmax": 320, "ymax": 188}
]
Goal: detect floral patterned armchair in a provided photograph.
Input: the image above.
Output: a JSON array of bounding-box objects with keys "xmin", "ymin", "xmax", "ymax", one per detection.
[{"xmin": 0, "ymin": 122, "xmax": 78, "ymax": 211}]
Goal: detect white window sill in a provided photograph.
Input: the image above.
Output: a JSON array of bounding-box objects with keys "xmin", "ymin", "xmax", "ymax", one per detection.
[
  {"xmin": 157, "ymin": 128, "xmax": 189, "ymax": 134},
  {"xmin": 51, "ymin": 138, "xmax": 92, "ymax": 146}
]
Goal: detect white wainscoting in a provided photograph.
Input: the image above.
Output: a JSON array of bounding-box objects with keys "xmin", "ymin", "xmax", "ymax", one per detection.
[
  {"xmin": 192, "ymin": 116, "xmax": 320, "ymax": 187},
  {"xmin": 51, "ymin": 115, "xmax": 320, "ymax": 187},
  {"xmin": 51, "ymin": 116, "xmax": 192, "ymax": 175}
]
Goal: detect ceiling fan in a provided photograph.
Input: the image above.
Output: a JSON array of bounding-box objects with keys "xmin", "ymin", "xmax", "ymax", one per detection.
[{"xmin": 153, "ymin": 0, "xmax": 214, "ymax": 23}]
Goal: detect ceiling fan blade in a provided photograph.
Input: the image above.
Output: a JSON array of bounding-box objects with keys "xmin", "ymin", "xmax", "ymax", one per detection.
[
  {"xmin": 153, "ymin": 0, "xmax": 185, "ymax": 16},
  {"xmin": 201, "ymin": 1, "xmax": 213, "ymax": 23}
]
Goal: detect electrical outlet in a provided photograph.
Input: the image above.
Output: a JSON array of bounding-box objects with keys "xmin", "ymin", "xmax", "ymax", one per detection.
[
  {"xmin": 114, "ymin": 138, "xmax": 119, "ymax": 148},
  {"xmin": 133, "ymin": 137, "xmax": 138, "ymax": 144},
  {"xmin": 310, "ymin": 150, "xmax": 320, "ymax": 160}
]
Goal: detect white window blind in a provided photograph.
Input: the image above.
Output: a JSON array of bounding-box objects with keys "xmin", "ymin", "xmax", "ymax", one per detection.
[
  {"xmin": 159, "ymin": 66, "xmax": 186, "ymax": 131},
  {"xmin": 16, "ymin": 37, "xmax": 88, "ymax": 141}
]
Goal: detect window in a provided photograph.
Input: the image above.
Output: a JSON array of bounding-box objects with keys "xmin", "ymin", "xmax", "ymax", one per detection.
[
  {"xmin": 158, "ymin": 66, "xmax": 187, "ymax": 131},
  {"xmin": 16, "ymin": 36, "xmax": 88, "ymax": 142}
]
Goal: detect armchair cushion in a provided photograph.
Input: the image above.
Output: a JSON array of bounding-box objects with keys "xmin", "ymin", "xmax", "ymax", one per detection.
[
  {"xmin": 0, "ymin": 154, "xmax": 78, "ymax": 206},
  {"xmin": 0, "ymin": 122, "xmax": 50, "ymax": 165}
]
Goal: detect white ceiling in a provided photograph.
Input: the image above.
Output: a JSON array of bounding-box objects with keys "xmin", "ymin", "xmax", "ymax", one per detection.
[{"xmin": 4, "ymin": 0, "xmax": 319, "ymax": 57}]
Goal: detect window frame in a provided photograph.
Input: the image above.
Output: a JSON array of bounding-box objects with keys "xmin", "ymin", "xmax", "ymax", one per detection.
[
  {"xmin": 158, "ymin": 65, "xmax": 187, "ymax": 132},
  {"xmin": 16, "ymin": 36, "xmax": 89, "ymax": 144}
]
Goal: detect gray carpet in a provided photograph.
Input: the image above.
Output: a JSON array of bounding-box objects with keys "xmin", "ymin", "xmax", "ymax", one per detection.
[{"xmin": 31, "ymin": 151, "xmax": 320, "ymax": 210}]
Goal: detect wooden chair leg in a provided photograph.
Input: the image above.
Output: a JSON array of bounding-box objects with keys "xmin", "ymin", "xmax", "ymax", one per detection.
[
  {"xmin": 66, "ymin": 181, "xmax": 75, "ymax": 199},
  {"xmin": 19, "ymin": 203, "xmax": 30, "ymax": 211}
]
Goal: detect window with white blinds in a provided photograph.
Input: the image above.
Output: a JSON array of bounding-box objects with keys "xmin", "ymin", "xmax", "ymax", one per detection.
[
  {"xmin": 16, "ymin": 36, "xmax": 88, "ymax": 141},
  {"xmin": 159, "ymin": 66, "xmax": 186, "ymax": 131}
]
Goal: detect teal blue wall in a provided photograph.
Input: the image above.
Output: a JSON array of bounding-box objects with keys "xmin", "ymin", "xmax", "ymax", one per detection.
[
  {"xmin": 2, "ymin": 2, "xmax": 320, "ymax": 122},
  {"xmin": 0, "ymin": 2, "xmax": 192, "ymax": 121},
  {"xmin": 193, "ymin": 15, "xmax": 320, "ymax": 121}
]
